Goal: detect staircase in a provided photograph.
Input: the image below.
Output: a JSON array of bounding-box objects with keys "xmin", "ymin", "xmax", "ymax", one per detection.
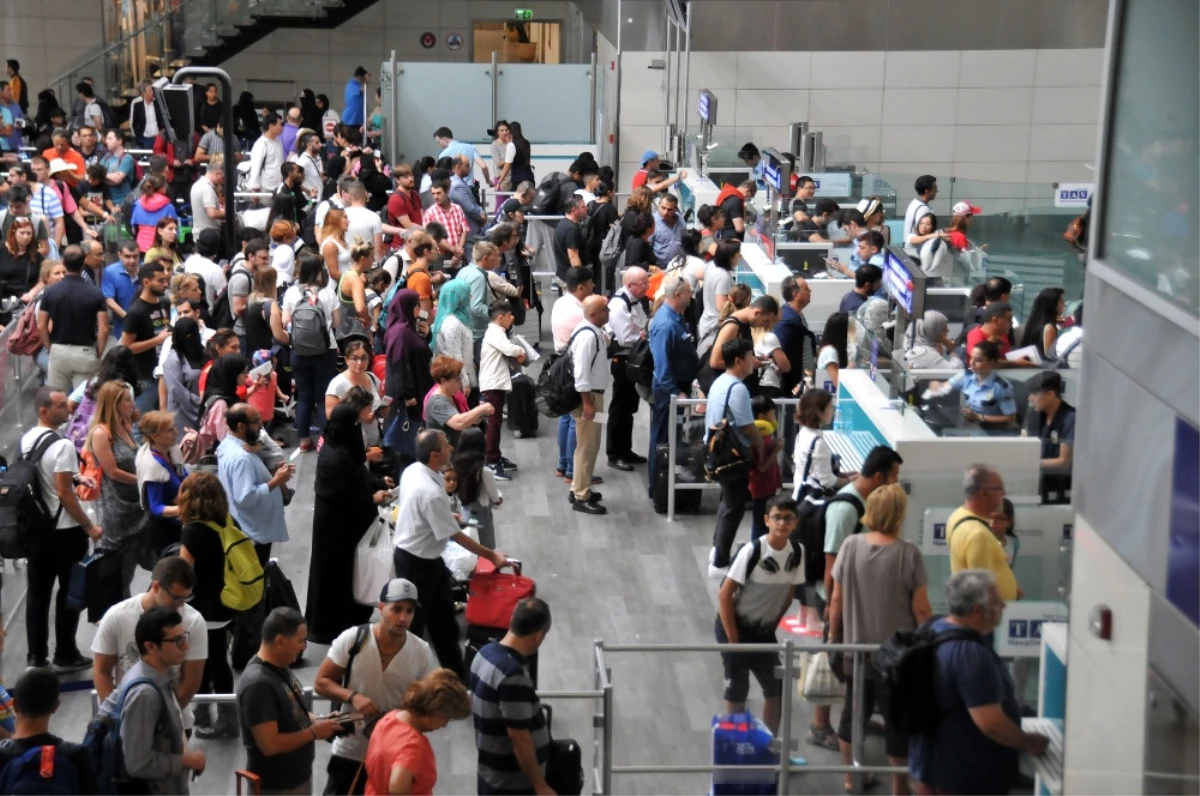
[{"xmin": 186, "ymin": 0, "xmax": 385, "ymax": 66}]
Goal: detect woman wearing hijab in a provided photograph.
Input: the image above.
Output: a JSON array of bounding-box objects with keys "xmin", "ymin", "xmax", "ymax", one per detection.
[
  {"xmin": 904, "ymin": 310, "xmax": 962, "ymax": 370},
  {"xmin": 197, "ymin": 354, "xmax": 250, "ymax": 455},
  {"xmin": 305, "ymin": 403, "xmax": 393, "ymax": 644},
  {"xmin": 163, "ymin": 317, "xmax": 206, "ymax": 435},
  {"xmin": 234, "ymin": 91, "xmax": 261, "ymax": 146},
  {"xmin": 299, "ymin": 89, "xmax": 322, "ymax": 135},
  {"xmin": 384, "ymin": 289, "xmax": 432, "ymax": 467},
  {"xmin": 430, "ymin": 280, "xmax": 476, "ymax": 391}
]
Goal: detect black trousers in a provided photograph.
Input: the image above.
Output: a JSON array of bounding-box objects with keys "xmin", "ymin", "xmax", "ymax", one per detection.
[
  {"xmin": 25, "ymin": 526, "xmax": 88, "ymax": 661},
  {"xmin": 324, "ymin": 754, "xmax": 366, "ymax": 795},
  {"xmin": 712, "ymin": 472, "xmax": 750, "ymax": 569},
  {"xmin": 393, "ymin": 549, "xmax": 463, "ymax": 679},
  {"xmin": 605, "ymin": 358, "xmax": 640, "ymax": 460},
  {"xmin": 199, "ymin": 625, "xmax": 235, "ymax": 700}
]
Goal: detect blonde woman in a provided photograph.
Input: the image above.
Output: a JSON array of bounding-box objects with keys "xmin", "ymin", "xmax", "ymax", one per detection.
[
  {"xmin": 320, "ymin": 206, "xmax": 351, "ymax": 280},
  {"xmin": 87, "ymin": 380, "xmax": 146, "ymax": 593},
  {"xmin": 336, "ymin": 236, "xmax": 374, "ymax": 342},
  {"xmin": 828, "ymin": 483, "xmax": 932, "ymax": 795},
  {"xmin": 135, "ymin": 410, "xmax": 187, "ymax": 562}
]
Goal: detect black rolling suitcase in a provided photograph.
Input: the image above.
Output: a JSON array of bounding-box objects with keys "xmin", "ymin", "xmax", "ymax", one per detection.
[
  {"xmin": 507, "ymin": 373, "xmax": 539, "ymax": 438},
  {"xmin": 652, "ymin": 440, "xmax": 706, "ymax": 514},
  {"xmin": 543, "ymin": 705, "xmax": 585, "ymax": 796},
  {"xmin": 463, "ymin": 623, "xmax": 540, "ymax": 686}
]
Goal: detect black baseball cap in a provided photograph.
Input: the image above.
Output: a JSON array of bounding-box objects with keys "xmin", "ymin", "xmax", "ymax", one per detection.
[{"xmin": 501, "ymin": 197, "xmax": 529, "ymax": 217}]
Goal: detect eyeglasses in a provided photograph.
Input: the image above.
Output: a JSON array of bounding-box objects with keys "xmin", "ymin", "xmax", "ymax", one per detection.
[
  {"xmin": 347, "ymin": 356, "xmax": 370, "ymax": 363},
  {"xmin": 165, "ymin": 588, "xmax": 193, "ymax": 605},
  {"xmin": 162, "ymin": 631, "xmax": 189, "ymax": 649}
]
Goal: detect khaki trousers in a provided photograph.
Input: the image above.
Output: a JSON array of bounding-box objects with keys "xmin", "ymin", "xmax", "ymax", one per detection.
[{"xmin": 571, "ymin": 392, "xmax": 605, "ymax": 500}]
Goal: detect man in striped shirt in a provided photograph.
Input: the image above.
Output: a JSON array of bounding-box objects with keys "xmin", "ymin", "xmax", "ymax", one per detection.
[
  {"xmin": 469, "ymin": 597, "xmax": 553, "ymax": 795},
  {"xmin": 425, "ymin": 179, "xmax": 469, "ymax": 267}
]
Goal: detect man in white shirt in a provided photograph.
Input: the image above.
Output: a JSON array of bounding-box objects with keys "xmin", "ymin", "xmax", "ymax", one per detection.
[
  {"xmin": 183, "ymin": 228, "xmax": 226, "ymax": 309},
  {"xmin": 343, "ymin": 179, "xmax": 384, "ymax": 262},
  {"xmin": 247, "ymin": 112, "xmax": 284, "ymax": 193},
  {"xmin": 19, "ymin": 387, "xmax": 103, "ymax": 670},
  {"xmin": 189, "ymin": 159, "xmax": 225, "ymax": 234},
  {"xmin": 606, "ymin": 267, "xmax": 649, "ymax": 471},
  {"xmin": 313, "ymin": 578, "xmax": 438, "ymax": 796},
  {"xmin": 293, "ymin": 132, "xmax": 324, "ymax": 198},
  {"xmin": 91, "ymin": 556, "xmax": 208, "ymax": 732},
  {"xmin": 393, "ymin": 430, "xmax": 508, "ymax": 678},
  {"xmin": 568, "ymin": 295, "xmax": 612, "ymax": 514},
  {"xmin": 549, "ymin": 266, "xmax": 594, "ymax": 480},
  {"xmin": 903, "ymin": 174, "xmax": 938, "ymax": 257}
]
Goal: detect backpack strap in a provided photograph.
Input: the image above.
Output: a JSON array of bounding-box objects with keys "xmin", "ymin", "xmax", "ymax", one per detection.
[
  {"xmin": 114, "ymin": 676, "xmax": 172, "ymax": 742},
  {"xmin": 947, "ymin": 514, "xmax": 988, "ymax": 547},
  {"xmin": 825, "ymin": 492, "xmax": 865, "ymax": 535},
  {"xmin": 25, "ymin": 430, "xmax": 65, "ymax": 524},
  {"xmin": 567, "ymin": 325, "xmax": 602, "ymax": 370},
  {"xmin": 799, "ymin": 433, "xmax": 820, "ymax": 487},
  {"xmin": 341, "ymin": 623, "xmax": 372, "ymax": 691}
]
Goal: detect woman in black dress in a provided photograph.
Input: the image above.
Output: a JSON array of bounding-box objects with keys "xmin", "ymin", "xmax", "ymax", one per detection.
[{"xmin": 305, "ymin": 402, "xmax": 392, "ymax": 644}]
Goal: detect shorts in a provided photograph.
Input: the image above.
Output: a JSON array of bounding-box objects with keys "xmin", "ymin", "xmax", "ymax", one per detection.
[
  {"xmin": 714, "ymin": 617, "xmax": 782, "ymax": 704},
  {"xmin": 796, "ymin": 582, "xmax": 826, "ymax": 610},
  {"xmin": 836, "ymin": 670, "xmax": 908, "ymax": 758}
]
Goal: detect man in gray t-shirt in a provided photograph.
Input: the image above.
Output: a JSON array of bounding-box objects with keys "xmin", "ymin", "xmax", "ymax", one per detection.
[{"xmin": 231, "ymin": 240, "xmax": 269, "ymax": 337}]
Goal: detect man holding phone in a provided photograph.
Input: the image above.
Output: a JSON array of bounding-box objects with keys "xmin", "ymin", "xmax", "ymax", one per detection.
[
  {"xmin": 217, "ymin": 403, "xmax": 293, "ymax": 567},
  {"xmin": 314, "ymin": 578, "xmax": 438, "ymax": 795}
]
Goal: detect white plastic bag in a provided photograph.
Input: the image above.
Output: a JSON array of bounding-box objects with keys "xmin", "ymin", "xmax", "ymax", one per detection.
[
  {"xmin": 441, "ymin": 523, "xmax": 479, "ymax": 582},
  {"xmin": 801, "ymin": 651, "xmax": 846, "ymax": 703},
  {"xmin": 353, "ymin": 517, "xmax": 394, "ymax": 606}
]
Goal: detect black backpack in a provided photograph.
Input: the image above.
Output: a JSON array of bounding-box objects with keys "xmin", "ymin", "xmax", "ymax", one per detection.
[
  {"xmin": 209, "ymin": 260, "xmax": 249, "ymax": 331},
  {"xmin": 873, "ymin": 617, "xmax": 990, "ymax": 736},
  {"xmin": 530, "ymin": 172, "xmax": 570, "ymax": 216},
  {"xmin": 723, "ymin": 538, "xmax": 803, "ymax": 591},
  {"xmin": 535, "ymin": 327, "xmax": 599, "ymax": 417},
  {"xmin": 0, "ymin": 432, "xmax": 65, "ymax": 559},
  {"xmin": 578, "ymin": 201, "xmax": 601, "ymax": 257},
  {"xmin": 794, "ymin": 491, "xmax": 864, "ymax": 584}
]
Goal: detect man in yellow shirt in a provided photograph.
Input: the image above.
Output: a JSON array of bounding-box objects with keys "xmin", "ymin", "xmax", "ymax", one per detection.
[{"xmin": 947, "ymin": 464, "xmax": 1020, "ymax": 601}]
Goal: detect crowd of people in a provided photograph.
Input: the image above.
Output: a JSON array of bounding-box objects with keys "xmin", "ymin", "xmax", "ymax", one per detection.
[{"xmin": 0, "ymin": 66, "xmax": 1076, "ymax": 794}]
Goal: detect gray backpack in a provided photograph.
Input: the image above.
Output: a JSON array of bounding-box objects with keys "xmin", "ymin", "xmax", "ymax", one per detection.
[{"xmin": 289, "ymin": 289, "xmax": 330, "ymax": 356}]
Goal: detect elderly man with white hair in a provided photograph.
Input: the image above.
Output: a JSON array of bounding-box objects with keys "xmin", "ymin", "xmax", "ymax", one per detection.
[
  {"xmin": 605, "ymin": 266, "xmax": 650, "ymax": 471},
  {"xmin": 646, "ymin": 272, "xmax": 700, "ymax": 492}
]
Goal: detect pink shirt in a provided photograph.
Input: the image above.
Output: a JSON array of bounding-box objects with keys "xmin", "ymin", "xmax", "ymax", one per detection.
[{"xmin": 550, "ymin": 293, "xmax": 584, "ymax": 352}]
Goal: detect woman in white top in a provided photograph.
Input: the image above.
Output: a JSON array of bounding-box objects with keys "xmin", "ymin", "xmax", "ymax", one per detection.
[
  {"xmin": 490, "ymin": 121, "xmax": 515, "ymax": 192},
  {"xmin": 904, "ymin": 310, "xmax": 961, "ymax": 370},
  {"xmin": 752, "ymin": 326, "xmax": 790, "ymax": 400},
  {"xmin": 324, "ymin": 338, "xmax": 386, "ymax": 450},
  {"xmin": 319, "ymin": 207, "xmax": 351, "ymax": 280},
  {"xmin": 816, "ymin": 311, "xmax": 854, "ymax": 393},
  {"xmin": 268, "ymin": 219, "xmax": 297, "ymax": 286},
  {"xmin": 430, "ymin": 280, "xmax": 477, "ymax": 391},
  {"xmin": 282, "ymin": 251, "xmax": 342, "ymax": 451},
  {"xmin": 792, "ymin": 388, "xmax": 851, "ymax": 502},
  {"xmin": 655, "ymin": 229, "xmax": 707, "ymax": 300},
  {"xmin": 699, "ymin": 240, "xmax": 741, "ymax": 343}
]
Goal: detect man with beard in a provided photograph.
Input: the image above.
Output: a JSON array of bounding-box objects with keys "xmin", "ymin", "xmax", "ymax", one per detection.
[{"xmin": 119, "ymin": 259, "xmax": 172, "ymax": 412}]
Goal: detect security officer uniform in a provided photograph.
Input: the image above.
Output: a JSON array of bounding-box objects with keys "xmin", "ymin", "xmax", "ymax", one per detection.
[{"xmin": 949, "ymin": 371, "xmax": 1017, "ymax": 418}]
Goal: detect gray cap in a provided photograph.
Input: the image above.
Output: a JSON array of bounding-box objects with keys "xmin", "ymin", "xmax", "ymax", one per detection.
[{"xmin": 379, "ymin": 578, "xmax": 420, "ymax": 606}]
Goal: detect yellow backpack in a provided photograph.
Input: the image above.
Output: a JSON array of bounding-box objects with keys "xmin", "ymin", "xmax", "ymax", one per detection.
[{"xmin": 205, "ymin": 517, "xmax": 265, "ymax": 611}]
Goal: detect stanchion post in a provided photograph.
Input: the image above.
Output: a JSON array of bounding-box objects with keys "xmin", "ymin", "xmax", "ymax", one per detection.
[
  {"xmin": 851, "ymin": 650, "xmax": 865, "ymax": 793},
  {"xmin": 777, "ymin": 639, "xmax": 794, "ymax": 795},
  {"xmin": 667, "ymin": 395, "xmax": 678, "ymax": 520}
]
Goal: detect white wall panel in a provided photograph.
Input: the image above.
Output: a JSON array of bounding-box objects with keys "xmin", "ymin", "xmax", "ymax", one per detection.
[
  {"xmin": 736, "ymin": 52, "xmax": 812, "ymax": 89},
  {"xmin": 955, "ymin": 87, "xmax": 1034, "ymax": 126},
  {"xmin": 1028, "ymin": 123, "xmax": 1096, "ymax": 161},
  {"xmin": 1034, "ymin": 47, "xmax": 1107, "ymax": 86},
  {"xmin": 734, "ymin": 90, "xmax": 809, "ymax": 128},
  {"xmin": 809, "ymin": 52, "xmax": 886, "ymax": 89},
  {"xmin": 879, "ymin": 125, "xmax": 955, "ymax": 163},
  {"xmin": 884, "ymin": 51, "xmax": 960, "ymax": 88},
  {"xmin": 958, "ymin": 49, "xmax": 1037, "ymax": 88},
  {"xmin": 1031, "ymin": 86, "xmax": 1102, "ymax": 125},
  {"xmin": 882, "ymin": 88, "xmax": 958, "ymax": 126},
  {"xmin": 953, "ymin": 124, "xmax": 1031, "ymax": 162},
  {"xmin": 808, "ymin": 89, "xmax": 884, "ymax": 126},
  {"xmin": 818, "ymin": 125, "xmax": 882, "ymax": 163}
]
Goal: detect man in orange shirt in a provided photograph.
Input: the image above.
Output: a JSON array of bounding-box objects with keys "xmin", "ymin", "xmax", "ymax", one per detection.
[{"xmin": 43, "ymin": 129, "xmax": 85, "ymax": 187}]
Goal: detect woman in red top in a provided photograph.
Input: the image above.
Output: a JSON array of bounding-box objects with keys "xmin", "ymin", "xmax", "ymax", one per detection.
[
  {"xmin": 363, "ymin": 669, "xmax": 472, "ymax": 795},
  {"xmin": 947, "ymin": 201, "xmax": 981, "ymax": 250}
]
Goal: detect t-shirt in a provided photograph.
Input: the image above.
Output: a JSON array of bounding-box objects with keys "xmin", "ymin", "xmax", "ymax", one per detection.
[
  {"xmin": 0, "ymin": 685, "xmax": 13, "ymax": 734},
  {"xmin": 903, "ymin": 197, "xmax": 933, "ymax": 255},
  {"xmin": 946, "ymin": 507, "xmax": 1018, "ymax": 601},
  {"xmin": 19, "ymin": 427, "xmax": 79, "ymax": 530},
  {"xmin": 404, "ymin": 266, "xmax": 433, "ymax": 305},
  {"xmin": 82, "ymin": 181, "xmax": 112, "ymax": 218},
  {"xmin": 190, "ymin": 177, "xmax": 221, "ymax": 233},
  {"xmin": 346, "ymin": 205, "xmax": 382, "ymax": 252},
  {"xmin": 839, "ymin": 290, "xmax": 868, "ymax": 315},
  {"xmin": 90, "ymin": 594, "xmax": 208, "ymax": 727},
  {"xmin": 364, "ymin": 712, "xmax": 437, "ymax": 796},
  {"xmin": 726, "ymin": 536, "xmax": 806, "ymax": 631},
  {"xmin": 698, "ymin": 263, "xmax": 734, "ymax": 343},
  {"xmin": 965, "ymin": 326, "xmax": 1010, "ymax": 359},
  {"xmin": 183, "ymin": 254, "xmax": 226, "ymax": 309},
  {"xmin": 552, "ymin": 218, "xmax": 582, "ymax": 279},
  {"xmin": 704, "ymin": 372, "xmax": 753, "ymax": 448},
  {"xmin": 227, "ymin": 265, "xmax": 253, "ymax": 335},
  {"xmin": 328, "ymin": 625, "xmax": 437, "ymax": 762},
  {"xmin": 719, "ymin": 192, "xmax": 745, "ymax": 237},
  {"xmin": 236, "ymin": 656, "xmax": 313, "ymax": 789},
  {"xmin": 755, "ymin": 332, "xmax": 782, "ymax": 390},
  {"xmin": 908, "ymin": 618, "xmax": 1020, "ymax": 794},
  {"xmin": 100, "ymin": 152, "xmax": 136, "ymax": 206},
  {"xmin": 830, "ymin": 534, "xmax": 926, "ymax": 645},
  {"xmin": 816, "ymin": 482, "xmax": 868, "ymax": 600},
  {"xmin": 422, "ymin": 391, "xmax": 460, "ymax": 446},
  {"xmin": 470, "ymin": 641, "xmax": 549, "ymax": 793},
  {"xmin": 0, "ymin": 734, "xmax": 99, "ymax": 794},
  {"xmin": 40, "ymin": 275, "xmax": 106, "ymax": 346},
  {"xmin": 123, "ymin": 296, "xmax": 171, "ymax": 381},
  {"xmin": 326, "ymin": 372, "xmax": 384, "ymax": 447},
  {"xmin": 386, "ymin": 189, "xmax": 423, "ymax": 233}
]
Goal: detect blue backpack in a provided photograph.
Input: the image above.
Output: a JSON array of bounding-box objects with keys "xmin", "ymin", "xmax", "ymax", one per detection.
[
  {"xmin": 82, "ymin": 677, "xmax": 170, "ymax": 795},
  {"xmin": 0, "ymin": 743, "xmax": 81, "ymax": 795}
]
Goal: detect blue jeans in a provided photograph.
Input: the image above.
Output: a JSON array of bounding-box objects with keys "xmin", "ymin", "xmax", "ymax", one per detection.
[
  {"xmin": 557, "ymin": 414, "xmax": 577, "ymax": 474},
  {"xmin": 293, "ymin": 349, "xmax": 336, "ymax": 439},
  {"xmin": 646, "ymin": 390, "xmax": 673, "ymax": 495}
]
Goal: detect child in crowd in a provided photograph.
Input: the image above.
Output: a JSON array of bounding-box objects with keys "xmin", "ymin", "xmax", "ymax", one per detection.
[
  {"xmin": 748, "ymin": 395, "xmax": 783, "ymax": 542},
  {"xmin": 452, "ymin": 427, "xmax": 503, "ymax": 549},
  {"xmin": 367, "ymin": 268, "xmax": 391, "ymax": 351},
  {"xmin": 478, "ymin": 301, "xmax": 527, "ymax": 481},
  {"xmin": 83, "ymin": 163, "xmax": 115, "ymax": 222},
  {"xmin": 245, "ymin": 350, "xmax": 287, "ymax": 435},
  {"xmin": 442, "ymin": 463, "xmax": 466, "ymax": 526}
]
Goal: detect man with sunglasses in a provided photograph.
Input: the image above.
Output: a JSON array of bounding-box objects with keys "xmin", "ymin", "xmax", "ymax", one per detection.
[
  {"xmin": 97, "ymin": 604, "xmax": 207, "ymax": 794},
  {"xmin": 92, "ymin": 557, "xmax": 209, "ymax": 737}
]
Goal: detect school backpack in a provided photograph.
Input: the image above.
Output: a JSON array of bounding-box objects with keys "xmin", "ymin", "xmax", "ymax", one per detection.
[
  {"xmin": 83, "ymin": 676, "xmax": 170, "ymax": 795},
  {"xmin": 0, "ymin": 742, "xmax": 82, "ymax": 795},
  {"xmin": 202, "ymin": 517, "xmax": 265, "ymax": 611},
  {"xmin": 529, "ymin": 172, "xmax": 570, "ymax": 216},
  {"xmin": 289, "ymin": 288, "xmax": 330, "ymax": 356},
  {"xmin": 534, "ymin": 327, "xmax": 598, "ymax": 418},
  {"xmin": 873, "ymin": 617, "xmax": 989, "ymax": 736},
  {"xmin": 0, "ymin": 432, "xmax": 65, "ymax": 559},
  {"xmin": 793, "ymin": 491, "xmax": 864, "ymax": 584}
]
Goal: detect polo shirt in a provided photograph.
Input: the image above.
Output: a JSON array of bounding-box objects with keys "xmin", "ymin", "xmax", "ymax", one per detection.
[
  {"xmin": 386, "ymin": 188, "xmax": 423, "ymax": 236},
  {"xmin": 101, "ymin": 261, "xmax": 140, "ymax": 338},
  {"xmin": 40, "ymin": 274, "xmax": 106, "ymax": 345},
  {"xmin": 469, "ymin": 641, "xmax": 549, "ymax": 794},
  {"xmin": 946, "ymin": 506, "xmax": 1018, "ymax": 601},
  {"xmin": 704, "ymin": 372, "xmax": 753, "ymax": 447}
]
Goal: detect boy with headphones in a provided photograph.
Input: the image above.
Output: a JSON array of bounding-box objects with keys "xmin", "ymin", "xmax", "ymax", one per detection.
[{"xmin": 715, "ymin": 495, "xmax": 803, "ymax": 735}]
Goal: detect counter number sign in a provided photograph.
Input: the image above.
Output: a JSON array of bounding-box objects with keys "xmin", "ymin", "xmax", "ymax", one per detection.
[{"xmin": 515, "ymin": 8, "xmax": 533, "ymax": 20}]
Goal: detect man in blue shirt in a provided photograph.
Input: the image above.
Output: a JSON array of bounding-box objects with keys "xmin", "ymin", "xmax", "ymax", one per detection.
[
  {"xmin": 449, "ymin": 156, "xmax": 487, "ymax": 237},
  {"xmin": 0, "ymin": 80, "xmax": 23, "ymax": 157},
  {"xmin": 342, "ymin": 66, "xmax": 368, "ymax": 128},
  {"xmin": 737, "ymin": 142, "xmax": 767, "ymax": 193},
  {"xmin": 647, "ymin": 273, "xmax": 700, "ymax": 493},
  {"xmin": 774, "ymin": 276, "xmax": 816, "ymax": 395},
  {"xmin": 704, "ymin": 337, "xmax": 762, "ymax": 575},
  {"xmin": 650, "ymin": 193, "xmax": 684, "ymax": 267},
  {"xmin": 909, "ymin": 570, "xmax": 1049, "ymax": 794},
  {"xmin": 100, "ymin": 242, "xmax": 141, "ymax": 338},
  {"xmin": 434, "ymin": 126, "xmax": 491, "ymax": 188},
  {"xmin": 217, "ymin": 403, "xmax": 293, "ymax": 563}
]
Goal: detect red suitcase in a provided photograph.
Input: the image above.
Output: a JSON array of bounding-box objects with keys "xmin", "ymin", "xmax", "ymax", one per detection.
[{"xmin": 465, "ymin": 559, "xmax": 536, "ymax": 630}]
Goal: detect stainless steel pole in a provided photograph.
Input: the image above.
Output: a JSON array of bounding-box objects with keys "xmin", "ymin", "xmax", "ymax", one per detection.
[
  {"xmin": 387, "ymin": 50, "xmax": 397, "ymax": 163},
  {"xmin": 589, "ymin": 51, "xmax": 598, "ymax": 147},
  {"xmin": 681, "ymin": 6, "xmax": 691, "ymax": 144},
  {"xmin": 614, "ymin": 0, "xmax": 623, "ymax": 174},
  {"xmin": 490, "ymin": 51, "xmax": 499, "ymax": 133},
  {"xmin": 777, "ymin": 640, "xmax": 795, "ymax": 795},
  {"xmin": 662, "ymin": 0, "xmax": 671, "ymax": 152},
  {"xmin": 667, "ymin": 394, "xmax": 678, "ymax": 520},
  {"xmin": 851, "ymin": 650, "xmax": 865, "ymax": 793}
]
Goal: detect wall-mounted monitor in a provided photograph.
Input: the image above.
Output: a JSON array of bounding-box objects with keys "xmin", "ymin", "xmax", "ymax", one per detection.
[{"xmin": 697, "ymin": 89, "xmax": 717, "ymax": 125}]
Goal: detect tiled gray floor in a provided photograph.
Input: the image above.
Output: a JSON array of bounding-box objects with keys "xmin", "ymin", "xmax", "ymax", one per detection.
[{"xmin": 0, "ymin": 293, "xmax": 892, "ymax": 795}]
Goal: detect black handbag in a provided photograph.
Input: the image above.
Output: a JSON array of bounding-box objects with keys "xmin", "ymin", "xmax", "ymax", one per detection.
[
  {"xmin": 66, "ymin": 549, "xmax": 126, "ymax": 623},
  {"xmin": 704, "ymin": 384, "xmax": 749, "ymax": 484}
]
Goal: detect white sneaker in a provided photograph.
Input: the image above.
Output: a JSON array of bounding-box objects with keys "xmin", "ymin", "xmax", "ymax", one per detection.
[
  {"xmin": 707, "ymin": 563, "xmax": 729, "ymax": 579},
  {"xmin": 708, "ymin": 547, "xmax": 716, "ymax": 564}
]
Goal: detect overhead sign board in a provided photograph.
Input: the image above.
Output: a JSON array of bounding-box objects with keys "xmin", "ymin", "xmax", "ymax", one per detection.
[
  {"xmin": 514, "ymin": 8, "xmax": 533, "ymax": 20},
  {"xmin": 808, "ymin": 172, "xmax": 852, "ymax": 197}
]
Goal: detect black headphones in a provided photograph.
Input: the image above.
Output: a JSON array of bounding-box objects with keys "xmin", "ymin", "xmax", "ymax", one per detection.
[{"xmin": 757, "ymin": 541, "xmax": 802, "ymax": 574}]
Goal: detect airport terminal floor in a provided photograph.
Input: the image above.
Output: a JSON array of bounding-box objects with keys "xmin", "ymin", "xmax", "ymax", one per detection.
[{"xmin": 0, "ymin": 296, "xmax": 910, "ymax": 796}]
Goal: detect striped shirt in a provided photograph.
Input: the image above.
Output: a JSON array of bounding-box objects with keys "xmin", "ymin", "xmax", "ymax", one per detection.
[
  {"xmin": 31, "ymin": 183, "xmax": 64, "ymax": 220},
  {"xmin": 469, "ymin": 641, "xmax": 548, "ymax": 794}
]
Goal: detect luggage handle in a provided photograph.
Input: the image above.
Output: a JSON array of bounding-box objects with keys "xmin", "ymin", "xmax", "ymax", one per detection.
[
  {"xmin": 235, "ymin": 770, "xmax": 262, "ymax": 796},
  {"xmin": 499, "ymin": 558, "xmax": 522, "ymax": 575}
]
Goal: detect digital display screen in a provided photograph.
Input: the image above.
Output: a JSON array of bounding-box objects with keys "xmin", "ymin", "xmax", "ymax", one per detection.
[
  {"xmin": 697, "ymin": 90, "xmax": 716, "ymax": 124},
  {"xmin": 884, "ymin": 250, "xmax": 915, "ymax": 314},
  {"xmin": 762, "ymin": 160, "xmax": 782, "ymax": 192}
]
